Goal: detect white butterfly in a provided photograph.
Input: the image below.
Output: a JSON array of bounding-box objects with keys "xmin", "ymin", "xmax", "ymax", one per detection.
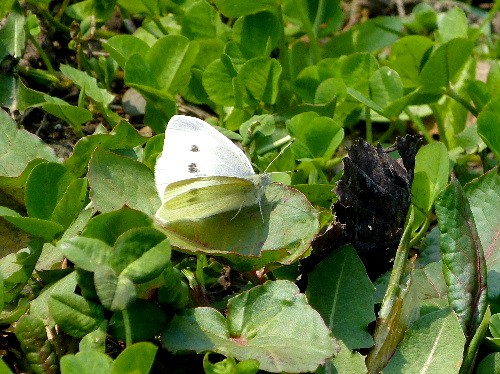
[{"xmin": 154, "ymin": 115, "xmax": 270, "ymax": 224}]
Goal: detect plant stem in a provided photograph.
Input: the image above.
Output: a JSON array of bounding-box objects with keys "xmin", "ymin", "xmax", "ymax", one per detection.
[
  {"xmin": 379, "ymin": 209, "xmax": 414, "ymax": 319},
  {"xmin": 404, "ymin": 108, "xmax": 434, "ymax": 144},
  {"xmin": 408, "ymin": 212, "xmax": 432, "ymax": 248},
  {"xmin": 54, "ymin": 0, "xmax": 71, "ymax": 21},
  {"xmin": 122, "ymin": 309, "xmax": 133, "ymax": 347},
  {"xmin": 445, "ymin": 86, "xmax": 479, "ymax": 117},
  {"xmin": 40, "ymin": 7, "xmax": 70, "ymax": 34},
  {"xmin": 153, "ymin": 16, "xmax": 169, "ymax": 36},
  {"xmin": 365, "ymin": 106, "xmax": 373, "ymax": 144},
  {"xmin": 26, "ymin": 32, "xmax": 55, "ymax": 75}
]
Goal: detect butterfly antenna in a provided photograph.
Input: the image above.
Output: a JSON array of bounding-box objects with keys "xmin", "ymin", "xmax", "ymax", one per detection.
[{"xmin": 263, "ymin": 138, "xmax": 295, "ymax": 173}]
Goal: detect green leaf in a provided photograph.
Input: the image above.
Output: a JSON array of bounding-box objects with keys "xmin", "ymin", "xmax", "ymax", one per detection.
[
  {"xmin": 203, "ymin": 354, "xmax": 259, "ymax": 374},
  {"xmin": 1, "ymin": 214, "xmax": 65, "ymax": 241},
  {"xmin": 202, "ymin": 57, "xmax": 237, "ymax": 106},
  {"xmin": 64, "ymin": 122, "xmax": 147, "ymax": 177},
  {"xmin": 51, "ymin": 178, "xmax": 88, "ymax": 229},
  {"xmin": 435, "ymin": 178, "xmax": 488, "ymax": 337},
  {"xmin": 0, "ymin": 109, "xmax": 58, "ymax": 178},
  {"xmin": 237, "ymin": 57, "xmax": 282, "ymax": 104},
  {"xmin": 109, "ymin": 299, "xmax": 167, "ymax": 342},
  {"xmin": 307, "ymin": 245, "xmax": 375, "ymax": 350},
  {"xmin": 340, "ymin": 53, "xmax": 379, "ymax": 96},
  {"xmin": 111, "ymin": 342, "xmax": 157, "ymax": 374},
  {"xmin": 0, "ymin": 10, "xmax": 25, "ymax": 59},
  {"xmin": 60, "ymin": 64, "xmax": 114, "ymax": 106},
  {"xmin": 369, "ymin": 67, "xmax": 404, "ymax": 113},
  {"xmin": 239, "ymin": 11, "xmax": 280, "ymax": 58},
  {"xmin": 62, "ymin": 236, "xmax": 114, "ymax": 272},
  {"xmin": 214, "ymin": 0, "xmax": 279, "ymax": 17},
  {"xmin": 387, "ymin": 35, "xmax": 434, "ymax": 88},
  {"xmin": 324, "ymin": 16, "xmax": 402, "ymax": 57},
  {"xmin": 159, "ymin": 183, "xmax": 319, "ymax": 272},
  {"xmin": 181, "ymin": 0, "xmax": 221, "ymax": 40},
  {"xmin": 383, "ymin": 308, "xmax": 465, "ymax": 373},
  {"xmin": 82, "ymin": 207, "xmax": 154, "ymax": 246},
  {"xmin": 321, "ymin": 340, "xmax": 367, "ymax": 374},
  {"xmin": 477, "ymin": 97, "xmax": 500, "ymax": 160},
  {"xmin": 103, "ymin": 35, "xmax": 150, "ymax": 69},
  {"xmin": 477, "ymin": 353, "xmax": 500, "ymax": 374},
  {"xmin": 464, "ymin": 167, "xmax": 500, "ymax": 303},
  {"xmin": 0, "ymin": 357, "xmax": 13, "ymax": 374},
  {"xmin": 15, "ymin": 314, "xmax": 58, "ymax": 374},
  {"xmin": 287, "ymin": 112, "xmax": 344, "ymax": 160},
  {"xmin": 94, "ymin": 265, "xmax": 136, "ymax": 311},
  {"xmin": 60, "ymin": 350, "xmax": 112, "ymax": 374},
  {"xmin": 25, "ymin": 162, "xmax": 74, "ymax": 220},
  {"xmin": 412, "ymin": 142, "xmax": 450, "ymax": 214},
  {"xmin": 125, "ymin": 35, "xmax": 199, "ymax": 95},
  {"xmin": 163, "ymin": 280, "xmax": 336, "ymax": 373},
  {"xmin": 436, "ymin": 8, "xmax": 468, "ymax": 43},
  {"xmin": 87, "ymin": 149, "xmax": 160, "ymax": 216},
  {"xmin": 419, "ymin": 38, "xmax": 474, "ymax": 93},
  {"xmin": 49, "ymin": 292, "xmax": 105, "ymax": 337}
]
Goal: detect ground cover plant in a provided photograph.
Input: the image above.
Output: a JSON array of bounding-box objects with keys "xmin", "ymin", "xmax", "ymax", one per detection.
[{"xmin": 0, "ymin": 0, "xmax": 499, "ymax": 373}]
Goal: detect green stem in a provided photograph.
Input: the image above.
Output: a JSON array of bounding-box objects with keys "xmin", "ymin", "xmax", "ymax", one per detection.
[
  {"xmin": 257, "ymin": 135, "xmax": 292, "ymax": 155},
  {"xmin": 40, "ymin": 7, "xmax": 71, "ymax": 34},
  {"xmin": 54, "ymin": 0, "xmax": 71, "ymax": 21},
  {"xmin": 408, "ymin": 212, "xmax": 432, "ymax": 248},
  {"xmin": 122, "ymin": 309, "xmax": 133, "ymax": 347},
  {"xmin": 445, "ymin": 86, "xmax": 479, "ymax": 117},
  {"xmin": 365, "ymin": 106, "xmax": 373, "ymax": 144},
  {"xmin": 379, "ymin": 209, "xmax": 414, "ymax": 319},
  {"xmin": 312, "ymin": 0, "xmax": 326, "ymax": 37},
  {"xmin": 26, "ymin": 32, "xmax": 55, "ymax": 75},
  {"xmin": 196, "ymin": 254, "xmax": 206, "ymax": 288},
  {"xmin": 429, "ymin": 103, "xmax": 448, "ymax": 148},
  {"xmin": 377, "ymin": 119, "xmax": 399, "ymax": 144},
  {"xmin": 404, "ymin": 108, "xmax": 434, "ymax": 144},
  {"xmin": 153, "ymin": 16, "xmax": 169, "ymax": 36}
]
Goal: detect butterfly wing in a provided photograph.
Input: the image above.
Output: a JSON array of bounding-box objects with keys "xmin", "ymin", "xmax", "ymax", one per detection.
[
  {"xmin": 155, "ymin": 176, "xmax": 263, "ymax": 223},
  {"xmin": 155, "ymin": 115, "xmax": 255, "ymax": 200}
]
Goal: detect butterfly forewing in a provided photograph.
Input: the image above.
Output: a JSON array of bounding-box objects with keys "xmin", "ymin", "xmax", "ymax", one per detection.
[{"xmin": 155, "ymin": 116, "xmax": 255, "ymax": 200}]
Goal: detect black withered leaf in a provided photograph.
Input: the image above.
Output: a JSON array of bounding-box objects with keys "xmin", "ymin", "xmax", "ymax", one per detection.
[{"xmin": 333, "ymin": 135, "xmax": 421, "ymax": 279}]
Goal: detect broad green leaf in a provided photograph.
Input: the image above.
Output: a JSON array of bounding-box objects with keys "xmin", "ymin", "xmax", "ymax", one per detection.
[
  {"xmin": 369, "ymin": 67, "xmax": 404, "ymax": 113},
  {"xmin": 321, "ymin": 340, "xmax": 367, "ymax": 374},
  {"xmin": 287, "ymin": 112, "xmax": 344, "ymax": 160},
  {"xmin": 239, "ymin": 11, "xmax": 280, "ymax": 58},
  {"xmin": 181, "ymin": 0, "xmax": 221, "ymax": 40},
  {"xmin": 116, "ymin": 0, "xmax": 160, "ymax": 17},
  {"xmin": 0, "ymin": 10, "xmax": 25, "ymax": 59},
  {"xmin": 464, "ymin": 167, "xmax": 500, "ymax": 303},
  {"xmin": 159, "ymin": 183, "xmax": 319, "ymax": 272},
  {"xmin": 404, "ymin": 3, "xmax": 437, "ymax": 34},
  {"xmin": 64, "ymin": 122, "xmax": 147, "ymax": 177},
  {"xmin": 340, "ymin": 53, "xmax": 379, "ymax": 96},
  {"xmin": 324, "ymin": 16, "xmax": 402, "ymax": 57},
  {"xmin": 477, "ymin": 353, "xmax": 500, "ymax": 374},
  {"xmin": 203, "ymin": 354, "xmax": 259, "ymax": 374},
  {"xmin": 412, "ymin": 142, "xmax": 449, "ymax": 214},
  {"xmin": 387, "ymin": 36, "xmax": 434, "ymax": 88},
  {"xmin": 49, "ymin": 292, "xmax": 105, "ymax": 337},
  {"xmin": 203, "ymin": 57, "xmax": 238, "ymax": 106},
  {"xmin": 307, "ymin": 245, "xmax": 375, "ymax": 350},
  {"xmin": 163, "ymin": 280, "xmax": 336, "ymax": 373},
  {"xmin": 51, "ymin": 178, "xmax": 88, "ymax": 229},
  {"xmin": 15, "ymin": 314, "xmax": 58, "ymax": 374},
  {"xmin": 1, "ymin": 213, "xmax": 65, "ymax": 241},
  {"xmin": 0, "ymin": 357, "xmax": 13, "ymax": 374},
  {"xmin": 25, "ymin": 162, "xmax": 74, "ymax": 220},
  {"xmin": 419, "ymin": 38, "xmax": 474, "ymax": 93},
  {"xmin": 436, "ymin": 8, "xmax": 468, "ymax": 43},
  {"xmin": 477, "ymin": 97, "xmax": 500, "ymax": 160},
  {"xmin": 0, "ymin": 109, "xmax": 58, "ymax": 179},
  {"xmin": 94, "ymin": 265, "xmax": 136, "ymax": 311},
  {"xmin": 79, "ymin": 323, "xmax": 107, "ymax": 352},
  {"xmin": 214, "ymin": 0, "xmax": 279, "ymax": 17},
  {"xmin": 60, "ymin": 64, "xmax": 115, "ymax": 107},
  {"xmin": 60, "ymin": 350, "xmax": 112, "ymax": 374},
  {"xmin": 111, "ymin": 342, "xmax": 157, "ymax": 374},
  {"xmin": 0, "ymin": 0, "xmax": 16, "ymax": 19},
  {"xmin": 62, "ymin": 236, "xmax": 114, "ymax": 272},
  {"xmin": 112, "ymin": 229, "xmax": 170, "ymax": 283},
  {"xmin": 82, "ymin": 208, "xmax": 154, "ymax": 246},
  {"xmin": 87, "ymin": 149, "xmax": 160, "ymax": 216},
  {"xmin": 125, "ymin": 35, "xmax": 199, "ymax": 95},
  {"xmin": 65, "ymin": 0, "xmax": 116, "ymax": 22},
  {"xmin": 237, "ymin": 57, "xmax": 282, "ymax": 104},
  {"xmin": 435, "ymin": 179, "xmax": 488, "ymax": 336},
  {"xmin": 383, "ymin": 308, "xmax": 465, "ymax": 373},
  {"xmin": 103, "ymin": 35, "xmax": 150, "ymax": 69},
  {"xmin": 109, "ymin": 300, "xmax": 167, "ymax": 342}
]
